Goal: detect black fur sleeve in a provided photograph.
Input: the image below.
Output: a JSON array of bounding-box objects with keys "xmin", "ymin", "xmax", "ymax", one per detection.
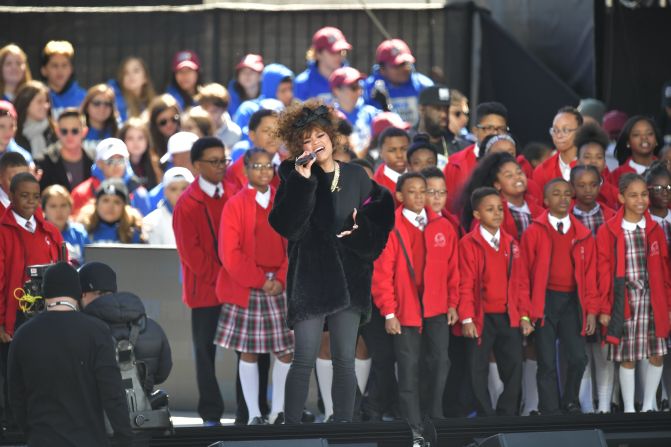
[
  {"xmin": 338, "ymin": 181, "xmax": 395, "ymax": 261},
  {"xmin": 269, "ymin": 161, "xmax": 318, "ymax": 241}
]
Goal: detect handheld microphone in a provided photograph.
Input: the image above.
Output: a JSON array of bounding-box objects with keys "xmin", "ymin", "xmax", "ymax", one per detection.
[{"xmin": 295, "ymin": 148, "xmax": 324, "ymax": 166}]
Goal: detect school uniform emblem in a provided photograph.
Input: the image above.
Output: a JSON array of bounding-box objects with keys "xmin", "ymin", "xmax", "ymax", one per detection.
[
  {"xmin": 434, "ymin": 232, "xmax": 446, "ymax": 248},
  {"xmin": 650, "ymin": 240, "xmax": 660, "ymax": 257}
]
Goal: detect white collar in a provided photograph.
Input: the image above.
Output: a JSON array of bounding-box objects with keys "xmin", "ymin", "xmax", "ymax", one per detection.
[
  {"xmin": 402, "ymin": 207, "xmax": 428, "ymax": 230},
  {"xmin": 12, "ymin": 211, "xmax": 36, "ymax": 233},
  {"xmin": 622, "ymin": 217, "xmax": 646, "ymax": 231},
  {"xmin": 272, "ymin": 152, "xmax": 281, "ymax": 167},
  {"xmin": 473, "ymin": 143, "xmax": 480, "ymax": 159},
  {"xmin": 198, "ymin": 176, "xmax": 224, "ymax": 198},
  {"xmin": 548, "ymin": 213, "xmax": 571, "ymax": 233},
  {"xmin": 0, "ymin": 188, "xmax": 9, "ymax": 208},
  {"xmin": 628, "ymin": 159, "xmax": 649, "ymax": 175},
  {"xmin": 507, "ymin": 201, "xmax": 530, "ymax": 214},
  {"xmin": 572, "ymin": 203, "xmax": 601, "ymax": 217},
  {"xmin": 651, "ymin": 210, "xmax": 671, "ymax": 225},
  {"xmin": 479, "ymin": 225, "xmax": 501, "ymax": 250},
  {"xmin": 255, "ymin": 187, "xmax": 271, "ymax": 209},
  {"xmin": 383, "ymin": 165, "xmax": 403, "ymax": 183},
  {"xmin": 558, "ymin": 154, "xmax": 573, "ymax": 181}
]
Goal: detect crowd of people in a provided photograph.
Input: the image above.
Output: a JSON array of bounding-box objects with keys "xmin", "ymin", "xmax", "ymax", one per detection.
[{"xmin": 0, "ymin": 24, "xmax": 671, "ymax": 447}]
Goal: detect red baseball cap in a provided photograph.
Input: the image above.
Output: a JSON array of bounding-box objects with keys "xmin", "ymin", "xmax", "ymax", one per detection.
[
  {"xmin": 235, "ymin": 54, "xmax": 264, "ymax": 73},
  {"xmin": 312, "ymin": 27, "xmax": 352, "ymax": 53},
  {"xmin": 376, "ymin": 39, "xmax": 416, "ymax": 66},
  {"xmin": 372, "ymin": 112, "xmax": 411, "ymax": 138},
  {"xmin": 602, "ymin": 110, "xmax": 629, "ymax": 141},
  {"xmin": 329, "ymin": 67, "xmax": 364, "ymax": 89},
  {"xmin": 172, "ymin": 50, "xmax": 201, "ymax": 72},
  {"xmin": 0, "ymin": 100, "xmax": 17, "ymax": 120}
]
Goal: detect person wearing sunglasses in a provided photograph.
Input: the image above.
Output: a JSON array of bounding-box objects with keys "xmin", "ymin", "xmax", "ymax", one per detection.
[
  {"xmin": 80, "ymin": 84, "xmax": 119, "ymax": 160},
  {"xmin": 148, "ymin": 94, "xmax": 181, "ymax": 159},
  {"xmin": 37, "ymin": 108, "xmax": 93, "ymax": 192}
]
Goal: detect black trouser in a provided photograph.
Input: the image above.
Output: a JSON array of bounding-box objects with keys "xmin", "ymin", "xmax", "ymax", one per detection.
[
  {"xmin": 360, "ymin": 308, "xmax": 398, "ymax": 419},
  {"xmin": 467, "ymin": 313, "xmax": 523, "ymax": 416},
  {"xmin": 0, "ymin": 312, "xmax": 27, "ymax": 425},
  {"xmin": 443, "ymin": 334, "xmax": 476, "ymax": 417},
  {"xmin": 535, "ymin": 290, "xmax": 587, "ymax": 415},
  {"xmin": 394, "ymin": 315, "xmax": 450, "ymax": 429},
  {"xmin": 191, "ymin": 306, "xmax": 224, "ymax": 422}
]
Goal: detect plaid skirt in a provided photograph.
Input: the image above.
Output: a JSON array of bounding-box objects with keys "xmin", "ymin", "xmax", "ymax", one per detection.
[
  {"xmin": 609, "ymin": 287, "xmax": 667, "ymax": 362},
  {"xmin": 214, "ymin": 288, "xmax": 294, "ymax": 355}
]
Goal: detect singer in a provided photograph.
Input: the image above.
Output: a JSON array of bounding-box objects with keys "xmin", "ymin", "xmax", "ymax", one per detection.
[{"xmin": 270, "ymin": 100, "xmax": 394, "ymax": 424}]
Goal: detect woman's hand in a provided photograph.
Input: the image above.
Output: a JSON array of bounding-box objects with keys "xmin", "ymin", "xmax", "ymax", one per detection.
[
  {"xmin": 336, "ymin": 208, "xmax": 358, "ymax": 238},
  {"xmin": 295, "ymin": 151, "xmax": 316, "ymax": 179}
]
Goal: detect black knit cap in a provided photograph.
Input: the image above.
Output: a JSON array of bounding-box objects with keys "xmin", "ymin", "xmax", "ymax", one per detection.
[
  {"xmin": 42, "ymin": 262, "xmax": 82, "ymax": 300},
  {"xmin": 78, "ymin": 261, "xmax": 118, "ymax": 294},
  {"xmin": 407, "ymin": 133, "xmax": 439, "ymax": 161},
  {"xmin": 190, "ymin": 136, "xmax": 225, "ymax": 164},
  {"xmin": 96, "ymin": 178, "xmax": 129, "ymax": 204}
]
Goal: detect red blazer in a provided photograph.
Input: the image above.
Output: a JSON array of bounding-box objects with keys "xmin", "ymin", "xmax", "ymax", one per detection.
[
  {"xmin": 216, "ymin": 187, "xmax": 288, "ymax": 308},
  {"xmin": 502, "ymin": 198, "xmax": 544, "ymax": 241},
  {"xmin": 443, "ymin": 144, "xmax": 477, "ymax": 210},
  {"xmin": 372, "ymin": 207, "xmax": 459, "ymax": 327},
  {"xmin": 517, "ymin": 154, "xmax": 534, "ymax": 180},
  {"xmin": 224, "ymin": 156, "xmax": 280, "ymax": 196},
  {"xmin": 373, "ymin": 164, "xmax": 401, "ymax": 208},
  {"xmin": 441, "ymin": 208, "xmax": 463, "ymax": 238},
  {"xmin": 518, "ymin": 211, "xmax": 598, "ymax": 333},
  {"xmin": 455, "ymin": 227, "xmax": 524, "ymax": 337},
  {"xmin": 609, "ymin": 158, "xmax": 655, "ymax": 188},
  {"xmin": 598, "ymin": 178, "xmax": 620, "ymax": 210},
  {"xmin": 0, "ymin": 208, "xmax": 64, "ymax": 335},
  {"xmin": 173, "ymin": 177, "xmax": 232, "ymax": 309},
  {"xmin": 596, "ymin": 209, "xmax": 671, "ymax": 343},
  {"xmin": 71, "ymin": 176, "xmax": 101, "ymax": 217},
  {"xmin": 532, "ymin": 152, "xmax": 577, "ymax": 192}
]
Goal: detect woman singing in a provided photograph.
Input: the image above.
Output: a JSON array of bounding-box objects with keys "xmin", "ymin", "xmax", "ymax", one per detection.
[{"xmin": 270, "ymin": 100, "xmax": 394, "ymax": 423}]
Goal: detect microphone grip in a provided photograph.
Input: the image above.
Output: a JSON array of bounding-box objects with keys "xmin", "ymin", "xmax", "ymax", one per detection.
[{"xmin": 295, "ymin": 152, "xmax": 317, "ymax": 167}]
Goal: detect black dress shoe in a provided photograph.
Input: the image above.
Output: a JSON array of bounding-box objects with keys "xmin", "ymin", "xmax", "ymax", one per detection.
[
  {"xmin": 272, "ymin": 412, "xmax": 285, "ymax": 425},
  {"xmin": 528, "ymin": 410, "xmax": 541, "ymax": 416},
  {"xmin": 564, "ymin": 403, "xmax": 582, "ymax": 415},
  {"xmin": 248, "ymin": 416, "xmax": 268, "ymax": 425},
  {"xmin": 301, "ymin": 409, "xmax": 315, "ymax": 423}
]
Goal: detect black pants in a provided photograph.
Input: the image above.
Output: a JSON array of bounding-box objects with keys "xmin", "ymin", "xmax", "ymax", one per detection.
[
  {"xmin": 360, "ymin": 308, "xmax": 398, "ymax": 419},
  {"xmin": 443, "ymin": 334, "xmax": 476, "ymax": 417},
  {"xmin": 535, "ymin": 290, "xmax": 587, "ymax": 415},
  {"xmin": 191, "ymin": 306, "xmax": 224, "ymax": 422},
  {"xmin": 394, "ymin": 315, "xmax": 450, "ymax": 429},
  {"xmin": 468, "ymin": 313, "xmax": 522, "ymax": 416},
  {"xmin": 0, "ymin": 312, "xmax": 27, "ymax": 425}
]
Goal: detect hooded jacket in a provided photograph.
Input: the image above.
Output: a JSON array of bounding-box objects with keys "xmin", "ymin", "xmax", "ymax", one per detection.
[
  {"xmin": 294, "ymin": 61, "xmax": 335, "ymax": 103},
  {"xmin": 596, "ymin": 209, "xmax": 671, "ymax": 344},
  {"xmin": 83, "ymin": 291, "xmax": 172, "ymax": 393}
]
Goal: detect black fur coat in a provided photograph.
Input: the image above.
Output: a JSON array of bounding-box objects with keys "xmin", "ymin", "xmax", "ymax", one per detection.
[{"xmin": 269, "ymin": 160, "xmax": 395, "ymax": 327}]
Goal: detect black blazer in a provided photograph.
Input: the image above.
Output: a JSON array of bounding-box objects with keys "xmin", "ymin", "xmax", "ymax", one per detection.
[{"xmin": 38, "ymin": 142, "xmax": 94, "ymax": 191}]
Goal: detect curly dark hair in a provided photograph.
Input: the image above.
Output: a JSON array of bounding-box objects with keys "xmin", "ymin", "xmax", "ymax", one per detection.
[{"xmin": 275, "ymin": 99, "xmax": 339, "ymax": 159}]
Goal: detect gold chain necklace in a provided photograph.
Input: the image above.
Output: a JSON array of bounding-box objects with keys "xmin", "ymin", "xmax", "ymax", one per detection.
[{"xmin": 331, "ymin": 161, "xmax": 340, "ymax": 193}]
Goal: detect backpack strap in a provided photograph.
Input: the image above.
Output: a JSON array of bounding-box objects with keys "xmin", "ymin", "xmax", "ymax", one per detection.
[{"xmin": 394, "ymin": 228, "xmax": 424, "ymax": 318}]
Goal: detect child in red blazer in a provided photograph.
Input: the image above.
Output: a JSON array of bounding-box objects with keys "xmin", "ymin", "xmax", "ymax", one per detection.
[
  {"xmin": 457, "ymin": 187, "xmax": 533, "ymax": 416},
  {"xmin": 421, "ymin": 166, "xmax": 462, "ymax": 237},
  {"xmin": 569, "ymin": 164, "xmax": 616, "ymax": 413},
  {"xmin": 574, "ymin": 123, "xmax": 619, "ymax": 210},
  {"xmin": 519, "ymin": 178, "xmax": 598, "ymax": 415},
  {"xmin": 611, "ymin": 116, "xmax": 660, "ymax": 188},
  {"xmin": 372, "ymin": 127, "xmax": 409, "ymax": 207},
  {"xmin": 215, "ymin": 148, "xmax": 292, "ymax": 425},
  {"xmin": 596, "ymin": 173, "xmax": 671, "ymax": 413},
  {"xmin": 372, "ymin": 172, "xmax": 458, "ymax": 441}
]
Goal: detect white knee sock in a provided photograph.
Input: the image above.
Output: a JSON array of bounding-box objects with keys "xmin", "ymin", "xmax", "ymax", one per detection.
[
  {"xmin": 579, "ymin": 356, "xmax": 594, "ymax": 413},
  {"xmin": 594, "ymin": 345, "xmax": 614, "ymax": 413},
  {"xmin": 354, "ymin": 358, "xmax": 371, "ymax": 394},
  {"xmin": 239, "ymin": 360, "xmax": 261, "ymax": 423},
  {"xmin": 316, "ymin": 358, "xmax": 334, "ymax": 419},
  {"xmin": 521, "ymin": 360, "xmax": 539, "ymax": 415},
  {"xmin": 642, "ymin": 361, "xmax": 663, "ymax": 412},
  {"xmin": 488, "ymin": 362, "xmax": 504, "ymax": 409},
  {"xmin": 270, "ymin": 359, "xmax": 291, "ymax": 419},
  {"xmin": 620, "ymin": 366, "xmax": 636, "ymax": 413}
]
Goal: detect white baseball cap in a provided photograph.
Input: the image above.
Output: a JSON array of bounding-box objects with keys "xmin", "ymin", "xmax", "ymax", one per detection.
[
  {"xmin": 96, "ymin": 138, "xmax": 129, "ymax": 161},
  {"xmin": 161, "ymin": 131, "xmax": 199, "ymax": 165},
  {"xmin": 162, "ymin": 166, "xmax": 195, "ymax": 187}
]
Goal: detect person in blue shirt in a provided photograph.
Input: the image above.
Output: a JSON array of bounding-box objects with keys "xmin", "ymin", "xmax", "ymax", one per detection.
[
  {"xmin": 78, "ymin": 178, "xmax": 144, "ymax": 244},
  {"xmin": 363, "ymin": 38, "xmax": 433, "ymax": 127},
  {"xmin": 294, "ymin": 27, "xmax": 351, "ymax": 104},
  {"xmin": 227, "ymin": 54, "xmax": 264, "ymax": 116},
  {"xmin": 40, "ymin": 41, "xmax": 86, "ymax": 120},
  {"xmin": 0, "ymin": 100, "xmax": 33, "ymax": 164},
  {"xmin": 329, "ymin": 67, "xmax": 380, "ymax": 157},
  {"xmin": 108, "ymin": 56, "xmax": 156, "ymax": 122},
  {"xmin": 233, "ymin": 63, "xmax": 294, "ymax": 141},
  {"xmin": 80, "ymin": 84, "xmax": 119, "ymax": 160},
  {"xmin": 166, "ymin": 50, "xmax": 203, "ymax": 112},
  {"xmin": 41, "ymin": 184, "xmax": 90, "ymax": 266}
]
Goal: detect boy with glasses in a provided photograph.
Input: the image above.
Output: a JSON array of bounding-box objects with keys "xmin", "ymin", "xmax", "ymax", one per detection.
[{"xmin": 38, "ymin": 108, "xmax": 93, "ymax": 192}]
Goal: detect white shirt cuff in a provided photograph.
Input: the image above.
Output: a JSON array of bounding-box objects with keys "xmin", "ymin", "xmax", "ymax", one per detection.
[
  {"xmin": 385, "ymin": 313, "xmax": 395, "ymax": 320},
  {"xmin": 461, "ymin": 318, "xmax": 473, "ymax": 324}
]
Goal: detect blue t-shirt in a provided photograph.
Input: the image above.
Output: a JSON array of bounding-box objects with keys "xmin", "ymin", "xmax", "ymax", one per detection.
[
  {"xmin": 294, "ymin": 61, "xmax": 337, "ymax": 104},
  {"xmin": 166, "ymin": 83, "xmax": 197, "ymax": 112},
  {"xmin": 148, "ymin": 183, "xmax": 164, "ymax": 212},
  {"xmin": 90, "ymin": 221, "xmax": 142, "ymax": 244},
  {"xmin": 82, "ymin": 126, "xmax": 113, "ymax": 160},
  {"xmin": 3, "ymin": 139, "xmax": 33, "ymax": 163},
  {"xmin": 50, "ymin": 79, "xmax": 87, "ymax": 120},
  {"xmin": 62, "ymin": 221, "xmax": 90, "ymax": 266},
  {"xmin": 337, "ymin": 98, "xmax": 381, "ymax": 153},
  {"xmin": 363, "ymin": 66, "xmax": 434, "ymax": 126}
]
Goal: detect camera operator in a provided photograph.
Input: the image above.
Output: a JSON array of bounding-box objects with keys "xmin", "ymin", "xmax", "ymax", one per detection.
[
  {"xmin": 7, "ymin": 262, "xmax": 133, "ymax": 446},
  {"xmin": 79, "ymin": 261, "xmax": 172, "ymax": 445}
]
